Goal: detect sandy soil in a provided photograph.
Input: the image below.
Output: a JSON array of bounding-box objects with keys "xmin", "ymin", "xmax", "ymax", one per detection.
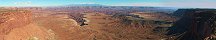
[
  {"xmin": 5, "ymin": 23, "xmax": 50, "ymax": 40},
  {"xmin": 80, "ymin": 13, "xmax": 165, "ymax": 40},
  {"xmin": 0, "ymin": 9, "xmax": 166, "ymax": 40},
  {"xmin": 33, "ymin": 13, "xmax": 83, "ymax": 40}
]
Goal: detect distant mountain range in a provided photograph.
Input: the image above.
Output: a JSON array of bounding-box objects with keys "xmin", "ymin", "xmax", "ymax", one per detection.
[
  {"xmin": 66, "ymin": 4, "xmax": 105, "ymax": 6},
  {"xmin": 44, "ymin": 4, "xmax": 178, "ymax": 14}
]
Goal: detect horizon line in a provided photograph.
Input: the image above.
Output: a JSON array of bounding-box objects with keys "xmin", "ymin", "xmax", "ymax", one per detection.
[{"xmin": 0, "ymin": 4, "xmax": 215, "ymax": 9}]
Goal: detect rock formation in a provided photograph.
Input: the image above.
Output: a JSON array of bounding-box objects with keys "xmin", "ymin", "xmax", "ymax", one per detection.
[
  {"xmin": 167, "ymin": 9, "xmax": 216, "ymax": 40},
  {"xmin": 0, "ymin": 10, "xmax": 32, "ymax": 40}
]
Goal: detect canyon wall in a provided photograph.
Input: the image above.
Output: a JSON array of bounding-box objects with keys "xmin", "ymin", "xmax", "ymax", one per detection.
[{"xmin": 167, "ymin": 9, "xmax": 216, "ymax": 40}]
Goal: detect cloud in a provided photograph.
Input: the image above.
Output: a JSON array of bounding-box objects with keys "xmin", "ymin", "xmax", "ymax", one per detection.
[
  {"xmin": 14, "ymin": 1, "xmax": 32, "ymax": 5},
  {"xmin": 72, "ymin": 2, "xmax": 97, "ymax": 4}
]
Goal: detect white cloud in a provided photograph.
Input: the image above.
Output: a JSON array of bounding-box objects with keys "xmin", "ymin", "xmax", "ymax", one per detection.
[
  {"xmin": 14, "ymin": 1, "xmax": 32, "ymax": 5},
  {"xmin": 80, "ymin": 2, "xmax": 97, "ymax": 4}
]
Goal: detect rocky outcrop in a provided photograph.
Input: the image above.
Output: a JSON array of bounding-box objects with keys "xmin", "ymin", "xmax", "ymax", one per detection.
[
  {"xmin": 167, "ymin": 9, "xmax": 216, "ymax": 40},
  {"xmin": 0, "ymin": 10, "xmax": 32, "ymax": 39},
  {"xmin": 172, "ymin": 9, "xmax": 216, "ymax": 17},
  {"xmin": 111, "ymin": 13, "xmax": 153, "ymax": 27}
]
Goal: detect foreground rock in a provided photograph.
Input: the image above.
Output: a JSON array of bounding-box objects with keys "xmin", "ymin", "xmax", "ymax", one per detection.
[
  {"xmin": 0, "ymin": 10, "xmax": 33, "ymax": 40},
  {"xmin": 167, "ymin": 9, "xmax": 216, "ymax": 40}
]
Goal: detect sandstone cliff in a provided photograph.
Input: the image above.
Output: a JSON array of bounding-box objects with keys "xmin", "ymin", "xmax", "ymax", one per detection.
[{"xmin": 167, "ymin": 9, "xmax": 216, "ymax": 40}]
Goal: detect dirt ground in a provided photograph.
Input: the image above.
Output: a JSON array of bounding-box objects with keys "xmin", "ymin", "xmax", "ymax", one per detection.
[
  {"xmin": 80, "ymin": 13, "xmax": 166, "ymax": 40},
  {"xmin": 0, "ymin": 10, "xmax": 166, "ymax": 40}
]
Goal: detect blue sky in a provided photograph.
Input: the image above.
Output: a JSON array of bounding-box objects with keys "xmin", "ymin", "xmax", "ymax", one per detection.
[{"xmin": 0, "ymin": 0, "xmax": 215, "ymax": 8}]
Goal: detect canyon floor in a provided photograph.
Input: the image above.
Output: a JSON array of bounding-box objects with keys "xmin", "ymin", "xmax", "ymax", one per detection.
[
  {"xmin": 0, "ymin": 9, "xmax": 172, "ymax": 40},
  {"xmin": 1, "ymin": 8, "xmax": 215, "ymax": 40}
]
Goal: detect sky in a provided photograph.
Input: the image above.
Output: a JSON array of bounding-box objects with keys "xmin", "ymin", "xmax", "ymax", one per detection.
[{"xmin": 0, "ymin": 0, "xmax": 215, "ymax": 8}]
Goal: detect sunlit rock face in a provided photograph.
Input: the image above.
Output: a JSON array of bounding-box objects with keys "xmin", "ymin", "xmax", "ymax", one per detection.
[
  {"xmin": 0, "ymin": 10, "xmax": 32, "ymax": 39},
  {"xmin": 167, "ymin": 9, "xmax": 216, "ymax": 40}
]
